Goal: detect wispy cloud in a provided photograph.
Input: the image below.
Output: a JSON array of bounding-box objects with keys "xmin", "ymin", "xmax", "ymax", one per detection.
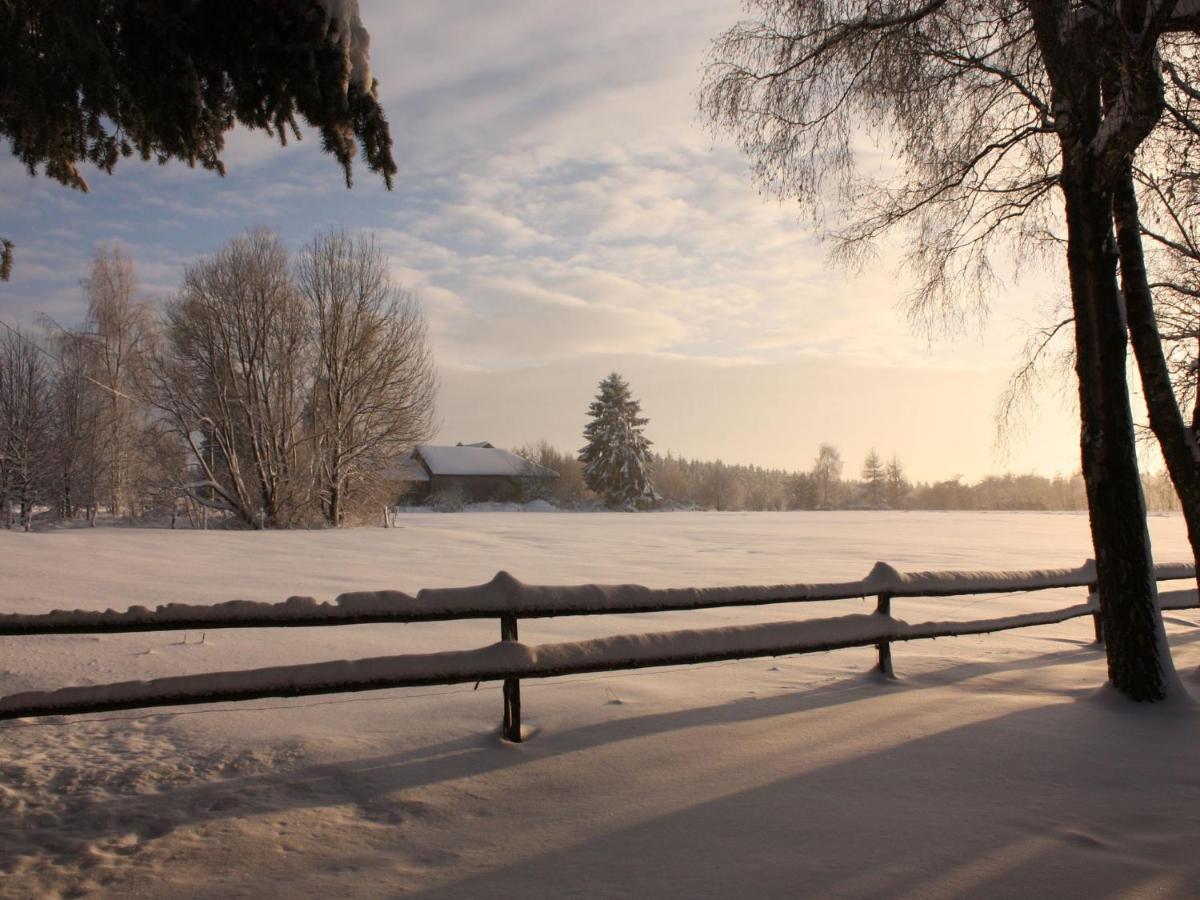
[{"xmin": 0, "ymin": 0, "xmax": 1078, "ymax": 478}]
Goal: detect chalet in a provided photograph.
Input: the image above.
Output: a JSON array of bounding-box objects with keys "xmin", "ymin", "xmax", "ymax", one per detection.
[{"xmin": 395, "ymin": 442, "xmax": 559, "ymax": 504}]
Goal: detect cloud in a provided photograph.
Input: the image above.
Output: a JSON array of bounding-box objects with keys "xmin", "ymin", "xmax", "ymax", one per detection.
[
  {"xmin": 432, "ymin": 272, "xmax": 689, "ymax": 367},
  {"xmin": 420, "ymin": 203, "xmax": 553, "ymax": 252},
  {"xmin": 369, "ymin": 139, "xmax": 1007, "ymax": 373},
  {"xmin": 0, "ymin": 0, "xmax": 1081, "ymax": 474}
]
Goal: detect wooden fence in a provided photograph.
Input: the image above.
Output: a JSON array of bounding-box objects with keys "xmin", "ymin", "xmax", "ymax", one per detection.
[{"xmin": 0, "ymin": 561, "xmax": 1196, "ymax": 741}]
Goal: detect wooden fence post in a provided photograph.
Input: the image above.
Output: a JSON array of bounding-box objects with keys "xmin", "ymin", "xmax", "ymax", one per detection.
[
  {"xmin": 500, "ymin": 613, "xmax": 522, "ymax": 742},
  {"xmin": 1088, "ymin": 581, "xmax": 1102, "ymax": 644},
  {"xmin": 875, "ymin": 592, "xmax": 894, "ymax": 678}
]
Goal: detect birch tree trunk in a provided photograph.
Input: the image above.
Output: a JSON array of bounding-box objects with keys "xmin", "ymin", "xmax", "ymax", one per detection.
[
  {"xmin": 1062, "ymin": 157, "xmax": 1175, "ymax": 699},
  {"xmin": 1113, "ymin": 165, "xmax": 1200, "ymax": 584}
]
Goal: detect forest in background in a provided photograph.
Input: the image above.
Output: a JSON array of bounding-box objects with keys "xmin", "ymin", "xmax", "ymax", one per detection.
[{"xmin": 513, "ymin": 440, "xmax": 1179, "ymax": 514}]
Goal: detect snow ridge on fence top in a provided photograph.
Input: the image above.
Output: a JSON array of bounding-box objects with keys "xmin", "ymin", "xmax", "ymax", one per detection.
[
  {"xmin": 413, "ymin": 562, "xmax": 1107, "ymax": 612},
  {"xmin": 410, "ymin": 569, "xmax": 886, "ymax": 615},
  {"xmin": 867, "ymin": 560, "xmax": 1197, "ymax": 594},
  {"xmin": 0, "ymin": 591, "xmax": 417, "ymax": 632},
  {"xmin": 0, "ymin": 567, "xmax": 909, "ymax": 633},
  {"xmin": 1, "ymin": 561, "xmax": 1193, "ymax": 635},
  {"xmin": 1149, "ymin": 562, "xmax": 1197, "ymax": 582},
  {"xmin": 871, "ymin": 562, "xmax": 1096, "ymax": 595},
  {"xmin": 0, "ymin": 603, "xmax": 1110, "ymax": 720},
  {"xmin": 0, "ymin": 615, "xmax": 893, "ymax": 717},
  {"xmin": 362, "ymin": 560, "xmax": 1198, "ymax": 611}
]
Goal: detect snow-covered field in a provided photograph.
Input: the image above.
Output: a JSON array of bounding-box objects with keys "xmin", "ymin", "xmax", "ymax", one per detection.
[{"xmin": 1, "ymin": 511, "xmax": 1198, "ymax": 898}]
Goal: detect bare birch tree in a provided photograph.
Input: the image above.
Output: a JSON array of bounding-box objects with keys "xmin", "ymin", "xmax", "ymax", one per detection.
[
  {"xmin": 148, "ymin": 229, "xmax": 310, "ymax": 528},
  {"xmin": 1096, "ymin": 52, "xmax": 1200, "ymax": 581},
  {"xmin": 1000, "ymin": 34, "xmax": 1200, "ymax": 613},
  {"xmin": 812, "ymin": 443, "xmax": 843, "ymax": 509},
  {"xmin": 885, "ymin": 456, "xmax": 908, "ymax": 509},
  {"xmin": 1134, "ymin": 164, "xmax": 1200, "ymax": 419},
  {"xmin": 80, "ymin": 246, "xmax": 154, "ymax": 518},
  {"xmin": 701, "ymin": 0, "xmax": 1200, "ymax": 700},
  {"xmin": 296, "ymin": 230, "xmax": 436, "ymax": 525},
  {"xmin": 861, "ymin": 449, "xmax": 886, "ymax": 508},
  {"xmin": 0, "ymin": 328, "xmax": 52, "ymax": 530},
  {"xmin": 45, "ymin": 324, "xmax": 100, "ymax": 521}
]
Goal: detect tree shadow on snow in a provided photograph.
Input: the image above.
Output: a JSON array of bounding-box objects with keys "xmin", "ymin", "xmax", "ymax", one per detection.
[
  {"xmin": 2, "ymin": 633, "xmax": 1198, "ymax": 893},
  {"xmin": 410, "ymin": 692, "xmax": 1200, "ymax": 899}
]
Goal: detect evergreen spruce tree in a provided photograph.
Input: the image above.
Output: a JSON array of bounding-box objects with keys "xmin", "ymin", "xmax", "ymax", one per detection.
[{"xmin": 579, "ymin": 373, "xmax": 657, "ymax": 510}]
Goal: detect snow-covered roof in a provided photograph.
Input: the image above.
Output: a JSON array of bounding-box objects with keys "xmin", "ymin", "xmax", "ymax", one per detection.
[
  {"xmin": 379, "ymin": 457, "xmax": 431, "ymax": 482},
  {"xmin": 416, "ymin": 445, "xmax": 558, "ymax": 479}
]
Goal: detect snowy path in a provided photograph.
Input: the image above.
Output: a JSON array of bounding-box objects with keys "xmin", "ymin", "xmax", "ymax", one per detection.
[{"xmin": 0, "ymin": 511, "xmax": 1197, "ymax": 898}]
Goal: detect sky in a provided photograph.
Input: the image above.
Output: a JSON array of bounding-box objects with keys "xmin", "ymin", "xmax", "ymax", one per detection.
[{"xmin": 0, "ymin": 0, "xmax": 1093, "ymax": 482}]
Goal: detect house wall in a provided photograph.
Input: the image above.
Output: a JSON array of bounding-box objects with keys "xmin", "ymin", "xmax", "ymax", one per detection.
[
  {"xmin": 431, "ymin": 474, "xmax": 517, "ymax": 502},
  {"xmin": 395, "ymin": 474, "xmax": 558, "ymax": 506},
  {"xmin": 395, "ymin": 480, "xmax": 431, "ymax": 505},
  {"xmin": 429, "ymin": 474, "xmax": 554, "ymax": 503}
]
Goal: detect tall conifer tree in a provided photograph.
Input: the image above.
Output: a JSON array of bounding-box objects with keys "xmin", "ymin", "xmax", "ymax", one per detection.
[{"xmin": 579, "ymin": 373, "xmax": 657, "ymax": 510}]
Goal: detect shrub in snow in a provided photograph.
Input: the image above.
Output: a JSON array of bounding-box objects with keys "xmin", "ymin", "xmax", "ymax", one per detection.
[{"xmin": 429, "ymin": 485, "xmax": 466, "ymax": 512}]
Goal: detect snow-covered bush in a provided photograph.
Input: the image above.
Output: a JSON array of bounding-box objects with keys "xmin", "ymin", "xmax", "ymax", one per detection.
[
  {"xmin": 429, "ymin": 485, "xmax": 467, "ymax": 512},
  {"xmin": 578, "ymin": 373, "xmax": 658, "ymax": 511}
]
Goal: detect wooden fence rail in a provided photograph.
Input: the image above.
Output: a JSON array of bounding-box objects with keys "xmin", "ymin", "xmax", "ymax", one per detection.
[{"xmin": 0, "ymin": 561, "xmax": 1196, "ymax": 742}]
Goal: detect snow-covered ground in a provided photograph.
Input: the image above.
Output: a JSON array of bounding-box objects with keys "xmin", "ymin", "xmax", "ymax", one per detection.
[{"xmin": 1, "ymin": 511, "xmax": 1198, "ymax": 898}]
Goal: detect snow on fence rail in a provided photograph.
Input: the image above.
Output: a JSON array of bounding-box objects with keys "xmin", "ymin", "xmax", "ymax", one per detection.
[{"xmin": 0, "ymin": 560, "xmax": 1196, "ymax": 741}]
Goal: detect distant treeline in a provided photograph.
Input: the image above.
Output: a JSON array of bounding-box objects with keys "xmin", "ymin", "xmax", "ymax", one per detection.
[{"xmin": 513, "ymin": 440, "xmax": 1180, "ymax": 513}]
